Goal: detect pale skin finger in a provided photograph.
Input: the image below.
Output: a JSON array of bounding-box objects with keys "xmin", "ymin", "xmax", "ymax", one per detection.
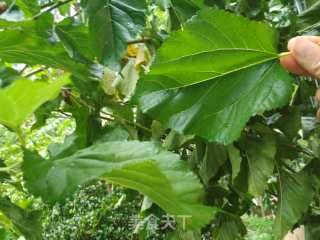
[
  {"xmin": 281, "ymin": 36, "xmax": 320, "ymax": 119},
  {"xmin": 287, "ymin": 36, "xmax": 320, "ymax": 78},
  {"xmin": 280, "ymin": 54, "xmax": 309, "ymax": 75},
  {"xmin": 280, "ymin": 36, "xmax": 320, "ymax": 78}
]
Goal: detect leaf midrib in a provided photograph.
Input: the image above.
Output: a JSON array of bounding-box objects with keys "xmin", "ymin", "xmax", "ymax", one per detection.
[
  {"xmin": 157, "ymin": 47, "xmax": 277, "ymax": 65},
  {"xmin": 152, "ymin": 55, "xmax": 278, "ymax": 89}
]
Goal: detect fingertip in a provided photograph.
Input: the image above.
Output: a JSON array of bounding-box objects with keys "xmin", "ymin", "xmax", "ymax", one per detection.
[{"xmin": 280, "ymin": 54, "xmax": 309, "ymax": 75}]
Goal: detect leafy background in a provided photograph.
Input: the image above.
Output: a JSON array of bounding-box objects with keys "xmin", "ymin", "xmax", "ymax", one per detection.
[{"xmin": 0, "ymin": 0, "xmax": 319, "ymax": 239}]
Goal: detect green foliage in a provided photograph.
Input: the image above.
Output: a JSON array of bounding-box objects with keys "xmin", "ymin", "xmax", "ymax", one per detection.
[
  {"xmin": 87, "ymin": 0, "xmax": 147, "ymax": 70},
  {"xmin": 23, "ymin": 141, "xmax": 215, "ymax": 230},
  {"xmin": 244, "ymin": 216, "xmax": 273, "ymax": 240},
  {"xmin": 0, "ymin": 30, "xmax": 75, "ymax": 70},
  {"xmin": 0, "ymin": 76, "xmax": 70, "ymax": 130},
  {"xmin": 15, "ymin": 0, "xmax": 39, "ymax": 17},
  {"xmin": 0, "ymin": 197, "xmax": 41, "ymax": 240},
  {"xmin": 273, "ymin": 170, "xmax": 315, "ymax": 238},
  {"xmin": 137, "ymin": 9, "xmax": 293, "ymax": 144},
  {"xmin": 298, "ymin": 1, "xmax": 320, "ymax": 31},
  {"xmin": 245, "ymin": 126, "xmax": 276, "ymax": 197},
  {"xmin": 43, "ymin": 181, "xmax": 172, "ymax": 240}
]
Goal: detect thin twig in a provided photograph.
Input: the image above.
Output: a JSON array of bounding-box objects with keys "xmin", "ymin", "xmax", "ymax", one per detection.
[
  {"xmin": 34, "ymin": 0, "xmax": 73, "ymax": 19},
  {"xmin": 23, "ymin": 67, "xmax": 47, "ymax": 78},
  {"xmin": 55, "ymin": 110, "xmax": 72, "ymax": 118},
  {"xmin": 40, "ymin": 1, "xmax": 57, "ymax": 9},
  {"xmin": 127, "ymin": 38, "xmax": 152, "ymax": 45},
  {"xmin": 100, "ymin": 115, "xmax": 115, "ymax": 122},
  {"xmin": 101, "ymin": 110, "xmax": 152, "ymax": 133},
  {"xmin": 68, "ymin": 91, "xmax": 152, "ymax": 132},
  {"xmin": 19, "ymin": 65, "xmax": 28, "ymax": 74}
]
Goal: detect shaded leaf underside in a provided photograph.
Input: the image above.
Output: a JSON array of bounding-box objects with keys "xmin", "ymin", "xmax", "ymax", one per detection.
[{"xmin": 23, "ymin": 141, "xmax": 215, "ymax": 230}]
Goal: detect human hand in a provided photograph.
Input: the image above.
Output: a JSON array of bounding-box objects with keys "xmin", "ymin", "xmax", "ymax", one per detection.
[
  {"xmin": 280, "ymin": 36, "xmax": 320, "ymax": 78},
  {"xmin": 280, "ymin": 36, "xmax": 320, "ymax": 118}
]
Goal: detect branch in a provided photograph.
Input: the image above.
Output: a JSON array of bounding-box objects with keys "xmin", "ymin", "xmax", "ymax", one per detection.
[
  {"xmin": 101, "ymin": 110, "xmax": 152, "ymax": 133},
  {"xmin": 23, "ymin": 67, "xmax": 47, "ymax": 78},
  {"xmin": 127, "ymin": 38, "xmax": 152, "ymax": 45},
  {"xmin": 19, "ymin": 65, "xmax": 28, "ymax": 75},
  {"xmin": 34, "ymin": 0, "xmax": 73, "ymax": 19},
  {"xmin": 40, "ymin": 1, "xmax": 57, "ymax": 9}
]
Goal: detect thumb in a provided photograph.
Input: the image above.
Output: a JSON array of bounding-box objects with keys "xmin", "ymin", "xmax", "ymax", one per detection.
[{"xmin": 289, "ymin": 37, "xmax": 320, "ymax": 78}]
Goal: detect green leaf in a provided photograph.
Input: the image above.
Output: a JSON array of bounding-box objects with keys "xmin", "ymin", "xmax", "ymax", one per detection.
[
  {"xmin": 16, "ymin": 0, "xmax": 40, "ymax": 18},
  {"xmin": 0, "ymin": 27, "xmax": 94, "ymax": 97},
  {"xmin": 87, "ymin": 0, "xmax": 147, "ymax": 70},
  {"xmin": 96, "ymin": 124, "xmax": 130, "ymax": 143},
  {"xmin": 0, "ymin": 227, "xmax": 13, "ymax": 240},
  {"xmin": 0, "ymin": 64, "xmax": 19, "ymax": 88},
  {"xmin": 163, "ymin": 130, "xmax": 194, "ymax": 150},
  {"xmin": 167, "ymin": 0, "xmax": 204, "ymax": 29},
  {"xmin": 55, "ymin": 18, "xmax": 93, "ymax": 63},
  {"xmin": 274, "ymin": 170, "xmax": 314, "ymax": 239},
  {"xmin": 32, "ymin": 98, "xmax": 61, "ymax": 129},
  {"xmin": 244, "ymin": 128, "xmax": 276, "ymax": 196},
  {"xmin": 0, "ymin": 75, "xmax": 70, "ymax": 130},
  {"xmin": 275, "ymin": 107, "xmax": 302, "ymax": 140},
  {"xmin": 137, "ymin": 9, "xmax": 293, "ymax": 144},
  {"xmin": 0, "ymin": 19, "xmax": 34, "ymax": 28},
  {"xmin": 212, "ymin": 213, "xmax": 247, "ymax": 240},
  {"xmin": 0, "ymin": 197, "xmax": 41, "ymax": 240},
  {"xmin": 227, "ymin": 145, "xmax": 242, "ymax": 183},
  {"xmin": 0, "ymin": 159, "xmax": 10, "ymax": 181},
  {"xmin": 23, "ymin": 141, "xmax": 216, "ymax": 230},
  {"xmin": 305, "ymin": 217, "xmax": 320, "ymax": 240},
  {"xmin": 199, "ymin": 143, "xmax": 228, "ymax": 184},
  {"xmin": 0, "ymin": 29, "xmax": 76, "ymax": 70},
  {"xmin": 142, "ymin": 9, "xmax": 280, "ymax": 89}
]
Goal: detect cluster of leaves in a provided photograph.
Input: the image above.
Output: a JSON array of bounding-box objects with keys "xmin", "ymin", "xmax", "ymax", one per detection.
[{"xmin": 0, "ymin": 0, "xmax": 319, "ymax": 239}]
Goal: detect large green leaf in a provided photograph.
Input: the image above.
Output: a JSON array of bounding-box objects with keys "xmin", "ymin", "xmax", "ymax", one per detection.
[
  {"xmin": 274, "ymin": 170, "xmax": 314, "ymax": 239},
  {"xmin": 137, "ymin": 9, "xmax": 293, "ymax": 144},
  {"xmin": 55, "ymin": 18, "xmax": 93, "ymax": 63},
  {"xmin": 16, "ymin": 0, "xmax": 40, "ymax": 18},
  {"xmin": 0, "ymin": 75, "xmax": 70, "ymax": 130},
  {"xmin": 244, "ymin": 129, "xmax": 276, "ymax": 196},
  {"xmin": 23, "ymin": 141, "xmax": 216, "ymax": 230},
  {"xmin": 0, "ymin": 29, "xmax": 76, "ymax": 70},
  {"xmin": 142, "ymin": 9, "xmax": 280, "ymax": 89},
  {"xmin": 87, "ymin": 0, "xmax": 147, "ymax": 70},
  {"xmin": 0, "ymin": 197, "xmax": 41, "ymax": 240}
]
